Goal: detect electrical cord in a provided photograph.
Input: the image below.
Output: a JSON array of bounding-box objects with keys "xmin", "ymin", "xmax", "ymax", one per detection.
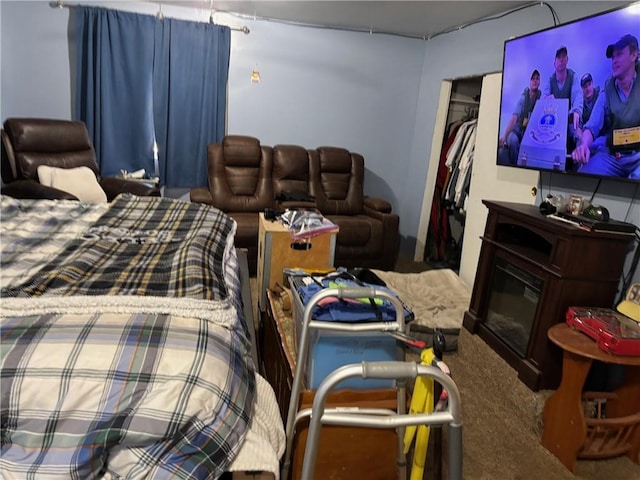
[
  {"xmin": 538, "ymin": 171, "xmax": 550, "ymax": 205},
  {"xmin": 416, "ymin": 2, "xmax": 559, "ymax": 41},
  {"xmin": 544, "ymin": 2, "xmax": 561, "ymax": 26},
  {"xmin": 221, "ymin": 1, "xmax": 559, "ymax": 40},
  {"xmin": 54, "ymin": 1, "xmax": 560, "ymax": 40},
  {"xmin": 589, "ymin": 178, "xmax": 602, "ymax": 204},
  {"xmin": 623, "ymin": 184, "xmax": 639, "ymax": 223}
]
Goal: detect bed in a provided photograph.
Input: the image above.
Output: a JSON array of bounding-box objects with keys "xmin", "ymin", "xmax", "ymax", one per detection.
[{"xmin": 0, "ymin": 194, "xmax": 285, "ymax": 479}]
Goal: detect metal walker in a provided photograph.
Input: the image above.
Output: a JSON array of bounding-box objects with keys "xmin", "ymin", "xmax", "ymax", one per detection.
[{"xmin": 281, "ymin": 286, "xmax": 463, "ymax": 480}]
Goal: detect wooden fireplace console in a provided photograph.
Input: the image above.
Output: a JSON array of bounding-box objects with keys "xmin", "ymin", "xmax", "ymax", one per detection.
[{"xmin": 463, "ymin": 200, "xmax": 634, "ymax": 391}]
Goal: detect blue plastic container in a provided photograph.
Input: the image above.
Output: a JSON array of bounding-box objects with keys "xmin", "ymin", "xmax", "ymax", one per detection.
[{"xmin": 292, "ymin": 286, "xmax": 398, "ymax": 390}]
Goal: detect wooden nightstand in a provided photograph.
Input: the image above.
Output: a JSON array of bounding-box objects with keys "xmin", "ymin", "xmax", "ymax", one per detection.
[{"xmin": 256, "ymin": 212, "xmax": 337, "ymax": 318}]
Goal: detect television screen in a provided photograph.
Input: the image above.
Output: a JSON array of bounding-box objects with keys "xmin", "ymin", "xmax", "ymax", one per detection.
[{"xmin": 497, "ymin": 2, "xmax": 640, "ymax": 182}]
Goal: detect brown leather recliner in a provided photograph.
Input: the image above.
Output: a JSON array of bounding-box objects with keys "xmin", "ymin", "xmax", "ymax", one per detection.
[
  {"xmin": 190, "ymin": 135, "xmax": 274, "ymax": 274},
  {"xmin": 1, "ymin": 118, "xmax": 160, "ymax": 200},
  {"xmin": 309, "ymin": 146, "xmax": 399, "ymax": 271},
  {"xmin": 272, "ymin": 144, "xmax": 316, "ymax": 210}
]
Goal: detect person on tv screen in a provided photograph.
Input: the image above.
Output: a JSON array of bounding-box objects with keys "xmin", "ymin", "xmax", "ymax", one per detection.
[
  {"xmin": 572, "ymin": 34, "xmax": 640, "ymax": 179},
  {"xmin": 569, "ymin": 73, "xmax": 601, "ymax": 171},
  {"xmin": 498, "ymin": 69, "xmax": 541, "ymax": 165},
  {"xmin": 579, "ymin": 73, "xmax": 600, "ymax": 126},
  {"xmin": 544, "ymin": 46, "xmax": 583, "ymax": 151}
]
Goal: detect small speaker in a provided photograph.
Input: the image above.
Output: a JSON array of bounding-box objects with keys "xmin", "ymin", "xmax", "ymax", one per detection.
[{"xmin": 539, "ymin": 201, "xmax": 556, "ymax": 215}]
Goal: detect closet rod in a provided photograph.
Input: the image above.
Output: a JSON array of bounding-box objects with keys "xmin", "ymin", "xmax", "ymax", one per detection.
[{"xmin": 49, "ymin": 1, "xmax": 250, "ymax": 34}]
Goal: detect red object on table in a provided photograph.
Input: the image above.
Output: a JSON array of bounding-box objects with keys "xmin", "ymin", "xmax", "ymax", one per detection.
[{"xmin": 566, "ymin": 306, "xmax": 640, "ymax": 356}]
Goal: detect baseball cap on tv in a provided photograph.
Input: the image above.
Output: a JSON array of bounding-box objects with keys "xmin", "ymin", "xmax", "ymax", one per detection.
[
  {"xmin": 606, "ymin": 34, "xmax": 638, "ymax": 58},
  {"xmin": 580, "ymin": 73, "xmax": 593, "ymax": 87},
  {"xmin": 531, "ymin": 69, "xmax": 540, "ymax": 79},
  {"xmin": 617, "ymin": 282, "xmax": 640, "ymax": 322},
  {"xmin": 555, "ymin": 46, "xmax": 567, "ymax": 57}
]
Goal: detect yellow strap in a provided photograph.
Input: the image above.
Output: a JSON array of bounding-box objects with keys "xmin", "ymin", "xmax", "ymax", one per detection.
[
  {"xmin": 411, "ymin": 375, "xmax": 434, "ymax": 480},
  {"xmin": 402, "ymin": 348, "xmax": 435, "ymax": 454},
  {"xmin": 403, "ymin": 374, "xmax": 428, "ymax": 453},
  {"xmin": 410, "ymin": 415, "xmax": 432, "ymax": 480},
  {"xmin": 419, "ymin": 348, "xmax": 436, "ymax": 369}
]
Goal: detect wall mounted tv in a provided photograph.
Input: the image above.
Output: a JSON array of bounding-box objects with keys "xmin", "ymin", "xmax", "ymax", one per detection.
[{"xmin": 497, "ymin": 2, "xmax": 640, "ymax": 183}]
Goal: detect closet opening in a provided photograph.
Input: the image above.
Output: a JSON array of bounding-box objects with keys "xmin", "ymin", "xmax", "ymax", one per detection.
[{"xmin": 420, "ymin": 76, "xmax": 483, "ymax": 273}]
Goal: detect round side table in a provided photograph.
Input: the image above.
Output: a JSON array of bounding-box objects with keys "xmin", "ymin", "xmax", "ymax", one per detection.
[{"xmin": 541, "ymin": 323, "xmax": 640, "ymax": 472}]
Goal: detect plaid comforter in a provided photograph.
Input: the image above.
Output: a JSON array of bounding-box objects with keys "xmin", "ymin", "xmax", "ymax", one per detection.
[{"xmin": 0, "ymin": 195, "xmax": 255, "ymax": 479}]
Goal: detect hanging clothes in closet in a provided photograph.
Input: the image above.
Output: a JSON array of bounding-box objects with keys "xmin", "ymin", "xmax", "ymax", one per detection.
[
  {"xmin": 427, "ymin": 115, "xmax": 477, "ymax": 267},
  {"xmin": 428, "ymin": 122, "xmax": 461, "ymax": 265},
  {"xmin": 424, "ymin": 78, "xmax": 482, "ymax": 269},
  {"xmin": 444, "ymin": 117, "xmax": 477, "ymax": 215}
]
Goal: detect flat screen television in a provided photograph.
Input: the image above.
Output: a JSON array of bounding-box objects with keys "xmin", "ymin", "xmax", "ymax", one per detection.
[{"xmin": 497, "ymin": 2, "xmax": 640, "ymax": 183}]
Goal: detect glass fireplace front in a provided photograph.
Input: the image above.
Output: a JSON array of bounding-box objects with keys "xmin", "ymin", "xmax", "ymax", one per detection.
[{"xmin": 485, "ymin": 257, "xmax": 543, "ymax": 358}]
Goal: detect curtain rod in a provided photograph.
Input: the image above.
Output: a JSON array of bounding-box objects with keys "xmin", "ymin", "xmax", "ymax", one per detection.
[{"xmin": 49, "ymin": 1, "xmax": 250, "ymax": 34}]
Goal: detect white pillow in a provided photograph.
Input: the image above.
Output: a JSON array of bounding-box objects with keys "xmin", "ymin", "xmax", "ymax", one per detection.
[{"xmin": 37, "ymin": 165, "xmax": 108, "ymax": 203}]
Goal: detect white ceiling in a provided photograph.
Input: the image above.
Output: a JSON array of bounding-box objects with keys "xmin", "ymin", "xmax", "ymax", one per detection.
[{"xmin": 162, "ymin": 1, "xmax": 535, "ymax": 39}]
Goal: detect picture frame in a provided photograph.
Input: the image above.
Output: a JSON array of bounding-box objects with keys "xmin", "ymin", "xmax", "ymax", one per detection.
[{"xmin": 568, "ymin": 194, "xmax": 583, "ymax": 216}]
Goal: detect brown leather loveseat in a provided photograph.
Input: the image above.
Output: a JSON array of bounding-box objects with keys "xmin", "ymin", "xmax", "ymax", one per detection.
[{"xmin": 190, "ymin": 135, "xmax": 399, "ymax": 274}]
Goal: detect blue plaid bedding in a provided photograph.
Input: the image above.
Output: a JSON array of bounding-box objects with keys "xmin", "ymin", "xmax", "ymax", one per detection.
[{"xmin": 0, "ymin": 195, "xmax": 255, "ymax": 479}]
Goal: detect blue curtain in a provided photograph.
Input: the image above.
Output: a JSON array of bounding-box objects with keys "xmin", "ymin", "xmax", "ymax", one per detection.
[
  {"xmin": 73, "ymin": 7, "xmax": 230, "ymax": 187},
  {"xmin": 73, "ymin": 7, "xmax": 157, "ymax": 177},
  {"xmin": 154, "ymin": 19, "xmax": 230, "ymax": 188}
]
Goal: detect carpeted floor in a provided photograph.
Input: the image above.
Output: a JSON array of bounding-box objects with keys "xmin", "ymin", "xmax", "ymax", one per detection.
[
  {"xmin": 442, "ymin": 326, "xmax": 639, "ymax": 480},
  {"xmin": 250, "ymin": 255, "xmax": 640, "ymax": 479}
]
